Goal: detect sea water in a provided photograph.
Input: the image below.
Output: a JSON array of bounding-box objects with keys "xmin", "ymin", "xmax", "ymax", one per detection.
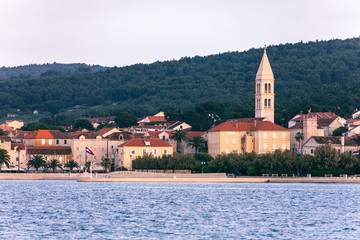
[{"xmin": 0, "ymin": 181, "xmax": 359, "ymax": 239}]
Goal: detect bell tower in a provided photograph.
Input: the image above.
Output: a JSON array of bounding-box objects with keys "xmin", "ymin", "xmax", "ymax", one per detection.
[{"xmin": 255, "ymin": 49, "xmax": 275, "ymax": 122}]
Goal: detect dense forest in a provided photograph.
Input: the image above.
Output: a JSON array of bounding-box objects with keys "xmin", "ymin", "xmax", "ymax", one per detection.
[
  {"xmin": 0, "ymin": 63, "xmax": 106, "ymax": 79},
  {"xmin": 0, "ymin": 37, "xmax": 360, "ymax": 129}
]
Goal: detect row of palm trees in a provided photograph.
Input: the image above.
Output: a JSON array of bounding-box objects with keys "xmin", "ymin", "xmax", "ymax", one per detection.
[
  {"xmin": 170, "ymin": 130, "xmax": 207, "ymax": 153},
  {"xmin": 0, "ymin": 149, "xmax": 112, "ymax": 173}
]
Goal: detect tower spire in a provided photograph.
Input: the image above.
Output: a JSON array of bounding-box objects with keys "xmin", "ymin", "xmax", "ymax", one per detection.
[{"xmin": 255, "ymin": 49, "xmax": 275, "ymax": 122}]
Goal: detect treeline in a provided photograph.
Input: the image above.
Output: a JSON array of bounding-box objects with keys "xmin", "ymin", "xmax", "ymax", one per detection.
[
  {"xmin": 1, "ymin": 38, "xmax": 360, "ymax": 127},
  {"xmin": 133, "ymin": 146, "xmax": 360, "ymax": 176},
  {"xmin": 0, "ymin": 63, "xmax": 106, "ymax": 79}
]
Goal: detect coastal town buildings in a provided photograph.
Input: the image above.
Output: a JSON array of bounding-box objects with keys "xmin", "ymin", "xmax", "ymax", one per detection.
[{"xmin": 302, "ymin": 135, "xmax": 359, "ymax": 155}]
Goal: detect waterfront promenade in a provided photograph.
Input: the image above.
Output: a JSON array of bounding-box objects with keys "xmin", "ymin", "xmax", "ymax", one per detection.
[{"xmin": 1, "ymin": 171, "xmax": 360, "ymax": 183}]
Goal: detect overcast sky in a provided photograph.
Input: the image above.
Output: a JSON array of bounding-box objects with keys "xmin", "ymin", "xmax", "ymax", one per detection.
[{"xmin": 0, "ymin": 0, "xmax": 359, "ymax": 67}]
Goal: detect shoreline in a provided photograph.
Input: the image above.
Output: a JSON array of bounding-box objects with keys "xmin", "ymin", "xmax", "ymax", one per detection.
[{"xmin": 1, "ymin": 172, "xmax": 360, "ymax": 183}]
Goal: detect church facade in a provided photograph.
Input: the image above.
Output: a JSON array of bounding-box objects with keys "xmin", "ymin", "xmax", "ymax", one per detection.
[{"xmin": 208, "ymin": 49, "xmax": 290, "ymax": 156}]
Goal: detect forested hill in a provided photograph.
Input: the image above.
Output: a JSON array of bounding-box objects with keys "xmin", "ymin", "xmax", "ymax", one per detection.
[
  {"xmin": 0, "ymin": 63, "xmax": 106, "ymax": 79},
  {"xmin": 1, "ymin": 37, "xmax": 360, "ymax": 128}
]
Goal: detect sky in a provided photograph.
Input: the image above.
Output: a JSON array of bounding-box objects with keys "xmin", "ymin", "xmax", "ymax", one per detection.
[{"xmin": 0, "ymin": 0, "xmax": 359, "ymax": 67}]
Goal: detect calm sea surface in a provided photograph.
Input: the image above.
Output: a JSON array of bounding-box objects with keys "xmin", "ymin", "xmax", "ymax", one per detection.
[{"xmin": 0, "ymin": 181, "xmax": 359, "ymax": 239}]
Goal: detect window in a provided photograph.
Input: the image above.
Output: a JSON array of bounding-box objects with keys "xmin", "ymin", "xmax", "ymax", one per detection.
[
  {"xmin": 225, "ymin": 149, "xmax": 229, "ymax": 154},
  {"xmin": 56, "ymin": 140, "xmax": 59, "ymax": 144},
  {"xmin": 265, "ymin": 83, "xmax": 267, "ymax": 93},
  {"xmin": 49, "ymin": 139, "xmax": 52, "ymax": 144},
  {"xmin": 232, "ymin": 139, "xmax": 236, "ymax": 144},
  {"xmin": 76, "ymin": 147, "xmax": 79, "ymax": 151},
  {"xmin": 142, "ymin": 149, "xmax": 147, "ymax": 154},
  {"xmin": 64, "ymin": 140, "xmax": 67, "ymax": 144},
  {"xmin": 273, "ymin": 133, "xmax": 276, "ymax": 139},
  {"xmin": 120, "ymin": 136, "xmax": 123, "ymax": 140},
  {"xmin": 263, "ymin": 143, "xmax": 267, "ymax": 150},
  {"xmin": 152, "ymin": 149, "xmax": 157, "ymax": 154},
  {"xmin": 102, "ymin": 147, "xmax": 104, "ymax": 151},
  {"xmin": 163, "ymin": 136, "xmax": 166, "ymax": 141},
  {"xmin": 273, "ymin": 143, "xmax": 276, "ymax": 150},
  {"xmin": 265, "ymin": 99, "xmax": 267, "ymax": 108},
  {"xmin": 225, "ymin": 138, "xmax": 229, "ymax": 144},
  {"xmin": 311, "ymin": 149, "xmax": 314, "ymax": 154},
  {"xmin": 282, "ymin": 143, "xmax": 286, "ymax": 150},
  {"xmin": 163, "ymin": 149, "xmax": 168, "ymax": 154},
  {"xmin": 268, "ymin": 99, "xmax": 271, "ymax": 108},
  {"xmin": 131, "ymin": 149, "xmax": 136, "ymax": 154},
  {"xmin": 41, "ymin": 139, "xmax": 45, "ymax": 145},
  {"xmin": 94, "ymin": 147, "xmax": 97, "ymax": 151},
  {"xmin": 282, "ymin": 133, "xmax": 286, "ymax": 139},
  {"xmin": 268, "ymin": 83, "xmax": 271, "ymax": 93},
  {"xmin": 263, "ymin": 133, "xmax": 267, "ymax": 139}
]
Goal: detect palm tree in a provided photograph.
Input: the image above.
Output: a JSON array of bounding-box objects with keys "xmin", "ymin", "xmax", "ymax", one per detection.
[
  {"xmin": 295, "ymin": 132, "xmax": 304, "ymax": 153},
  {"xmin": 85, "ymin": 161, "xmax": 92, "ymax": 173},
  {"xmin": 16, "ymin": 146, "xmax": 22, "ymax": 171},
  {"xmin": 170, "ymin": 129, "xmax": 188, "ymax": 154},
  {"xmin": 101, "ymin": 158, "xmax": 112, "ymax": 173},
  {"xmin": 49, "ymin": 159, "xmax": 62, "ymax": 173},
  {"xmin": 64, "ymin": 159, "xmax": 79, "ymax": 173},
  {"xmin": 0, "ymin": 149, "xmax": 11, "ymax": 171},
  {"xmin": 187, "ymin": 136, "xmax": 206, "ymax": 153},
  {"xmin": 27, "ymin": 155, "xmax": 46, "ymax": 171}
]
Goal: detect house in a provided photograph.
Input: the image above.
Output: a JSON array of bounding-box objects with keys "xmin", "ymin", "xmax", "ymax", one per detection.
[
  {"xmin": 137, "ymin": 111, "xmax": 167, "ymax": 124},
  {"xmin": 5, "ymin": 120, "xmax": 24, "ymax": 130},
  {"xmin": 88, "ymin": 116, "xmax": 116, "ymax": 129},
  {"xmin": 7, "ymin": 113, "xmax": 19, "ymax": 118},
  {"xmin": 96, "ymin": 127, "xmax": 121, "ymax": 137},
  {"xmin": 302, "ymin": 136, "xmax": 359, "ymax": 156},
  {"xmin": 0, "ymin": 136, "xmax": 26, "ymax": 169},
  {"xmin": 352, "ymin": 109, "xmax": 360, "ymax": 119},
  {"xmin": 288, "ymin": 112, "xmax": 346, "ymax": 152},
  {"xmin": 182, "ymin": 131, "xmax": 207, "ymax": 154},
  {"xmin": 23, "ymin": 130, "xmax": 72, "ymax": 164},
  {"xmin": 208, "ymin": 120, "xmax": 290, "ymax": 156},
  {"xmin": 118, "ymin": 138, "xmax": 173, "ymax": 170},
  {"xmin": 0, "ymin": 124, "xmax": 16, "ymax": 137}
]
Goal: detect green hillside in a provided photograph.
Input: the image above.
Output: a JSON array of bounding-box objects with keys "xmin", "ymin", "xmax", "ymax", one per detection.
[{"xmin": 1, "ymin": 37, "xmax": 360, "ymax": 129}]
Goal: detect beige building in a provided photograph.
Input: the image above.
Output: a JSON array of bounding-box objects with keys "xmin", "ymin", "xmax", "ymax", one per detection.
[
  {"xmin": 0, "ymin": 136, "xmax": 26, "ymax": 169},
  {"xmin": 208, "ymin": 120, "xmax": 290, "ymax": 156},
  {"xmin": 5, "ymin": 120, "xmax": 24, "ymax": 130},
  {"xmin": 118, "ymin": 138, "xmax": 173, "ymax": 170},
  {"xmin": 302, "ymin": 136, "xmax": 359, "ymax": 155},
  {"xmin": 289, "ymin": 112, "xmax": 346, "ymax": 152}
]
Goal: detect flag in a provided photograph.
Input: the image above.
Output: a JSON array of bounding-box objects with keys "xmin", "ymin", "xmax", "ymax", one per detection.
[
  {"xmin": 86, "ymin": 147, "xmax": 94, "ymax": 155},
  {"xmin": 308, "ymin": 108, "xmax": 311, "ymax": 114}
]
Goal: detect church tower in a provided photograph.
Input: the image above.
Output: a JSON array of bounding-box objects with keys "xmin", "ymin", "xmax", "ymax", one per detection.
[{"xmin": 255, "ymin": 49, "xmax": 275, "ymax": 122}]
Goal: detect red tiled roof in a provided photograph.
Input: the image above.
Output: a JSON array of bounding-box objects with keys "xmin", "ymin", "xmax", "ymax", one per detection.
[
  {"xmin": 147, "ymin": 131, "xmax": 162, "ymax": 138},
  {"xmin": 208, "ymin": 122, "xmax": 238, "ymax": 132},
  {"xmin": 26, "ymin": 146, "xmax": 72, "ymax": 155},
  {"xmin": 119, "ymin": 138, "xmax": 172, "ymax": 147},
  {"xmin": 186, "ymin": 131, "xmax": 205, "ymax": 138},
  {"xmin": 226, "ymin": 118, "xmax": 266, "ymax": 123},
  {"xmin": 291, "ymin": 112, "xmax": 339, "ymax": 121},
  {"xmin": 96, "ymin": 128, "xmax": 115, "ymax": 135},
  {"xmin": 147, "ymin": 116, "xmax": 166, "ymax": 122},
  {"xmin": 24, "ymin": 130, "xmax": 69, "ymax": 139},
  {"xmin": 0, "ymin": 124, "xmax": 15, "ymax": 134},
  {"xmin": 11, "ymin": 143, "xmax": 25, "ymax": 150},
  {"xmin": 251, "ymin": 121, "xmax": 288, "ymax": 131}
]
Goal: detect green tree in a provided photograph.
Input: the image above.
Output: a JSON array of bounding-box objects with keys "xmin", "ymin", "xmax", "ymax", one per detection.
[
  {"xmin": 64, "ymin": 159, "xmax": 79, "ymax": 173},
  {"xmin": 187, "ymin": 136, "xmax": 206, "ymax": 153},
  {"xmin": 27, "ymin": 155, "xmax": 46, "ymax": 171},
  {"xmin": 115, "ymin": 112, "xmax": 137, "ymax": 128},
  {"xmin": 295, "ymin": 132, "xmax": 304, "ymax": 153},
  {"xmin": 16, "ymin": 146, "xmax": 22, "ymax": 171},
  {"xmin": 332, "ymin": 126, "xmax": 348, "ymax": 136},
  {"xmin": 314, "ymin": 144, "xmax": 340, "ymax": 171},
  {"xmin": 48, "ymin": 159, "xmax": 62, "ymax": 173},
  {"xmin": 0, "ymin": 129, "xmax": 6, "ymax": 136},
  {"xmin": 0, "ymin": 149, "xmax": 11, "ymax": 170},
  {"xmin": 170, "ymin": 129, "xmax": 188, "ymax": 154},
  {"xmin": 74, "ymin": 118, "xmax": 95, "ymax": 130},
  {"xmin": 84, "ymin": 161, "xmax": 92, "ymax": 173},
  {"xmin": 101, "ymin": 158, "xmax": 112, "ymax": 172}
]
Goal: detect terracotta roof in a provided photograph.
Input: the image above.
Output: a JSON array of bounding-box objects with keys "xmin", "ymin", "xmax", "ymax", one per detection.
[
  {"xmin": 119, "ymin": 138, "xmax": 172, "ymax": 147},
  {"xmin": 24, "ymin": 130, "xmax": 69, "ymax": 139},
  {"xmin": 289, "ymin": 122, "xmax": 303, "ymax": 129},
  {"xmin": 147, "ymin": 116, "xmax": 166, "ymax": 122},
  {"xmin": 0, "ymin": 124, "xmax": 15, "ymax": 134},
  {"xmin": 106, "ymin": 132, "xmax": 133, "ymax": 141},
  {"xmin": 309, "ymin": 136, "xmax": 359, "ymax": 146},
  {"xmin": 96, "ymin": 128, "xmax": 115, "ymax": 135},
  {"xmin": 133, "ymin": 133, "xmax": 146, "ymax": 138},
  {"xmin": 26, "ymin": 146, "xmax": 72, "ymax": 155},
  {"xmin": 208, "ymin": 122, "xmax": 238, "ymax": 132},
  {"xmin": 317, "ymin": 118, "xmax": 336, "ymax": 127},
  {"xmin": 291, "ymin": 112, "xmax": 339, "ymax": 122},
  {"xmin": 186, "ymin": 131, "xmax": 206, "ymax": 138},
  {"xmin": 0, "ymin": 136, "xmax": 11, "ymax": 141},
  {"xmin": 11, "ymin": 143, "xmax": 25, "ymax": 150},
  {"xmin": 70, "ymin": 131, "xmax": 100, "ymax": 139},
  {"xmin": 226, "ymin": 118, "xmax": 266, "ymax": 123},
  {"xmin": 251, "ymin": 121, "xmax": 288, "ymax": 131},
  {"xmin": 88, "ymin": 117, "xmax": 116, "ymax": 124}
]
